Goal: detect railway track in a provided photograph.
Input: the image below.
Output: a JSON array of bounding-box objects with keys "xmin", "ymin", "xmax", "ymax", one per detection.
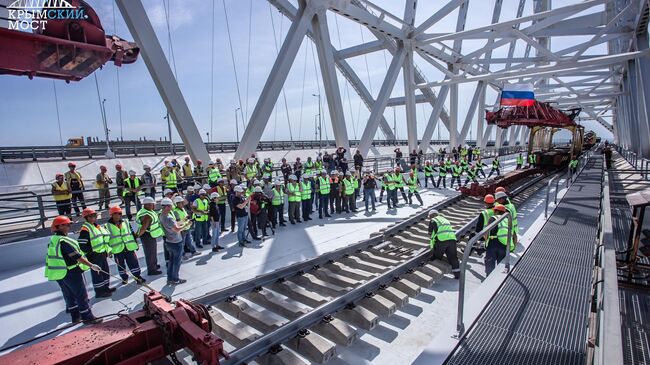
[{"xmin": 188, "ymin": 172, "xmax": 552, "ymax": 365}]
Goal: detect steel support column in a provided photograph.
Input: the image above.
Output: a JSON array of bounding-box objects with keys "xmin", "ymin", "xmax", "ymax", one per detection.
[
  {"xmin": 458, "ymin": 81, "xmax": 484, "ymax": 143},
  {"xmin": 357, "ymin": 44, "xmax": 407, "ymax": 156},
  {"xmin": 449, "ymin": 66, "xmax": 459, "ymax": 148},
  {"xmin": 312, "ymin": 10, "xmax": 350, "ymax": 155},
  {"xmin": 403, "ymin": 43, "xmax": 418, "ymax": 153},
  {"xmin": 234, "ymin": 0, "xmax": 313, "ymax": 160},
  {"xmin": 626, "ymin": 60, "xmax": 640, "ymax": 153},
  {"xmin": 476, "ymin": 84, "xmax": 486, "ymax": 147},
  {"xmin": 116, "ymin": 0, "xmax": 210, "ymax": 163},
  {"xmin": 634, "ymin": 33, "xmax": 650, "ymax": 158}
]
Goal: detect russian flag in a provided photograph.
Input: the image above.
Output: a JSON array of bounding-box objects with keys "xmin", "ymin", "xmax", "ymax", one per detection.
[{"xmin": 500, "ymin": 83, "xmax": 535, "ymax": 107}]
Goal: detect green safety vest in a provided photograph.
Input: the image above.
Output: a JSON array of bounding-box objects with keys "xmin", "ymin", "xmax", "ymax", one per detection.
[
  {"xmin": 452, "ymin": 166, "xmax": 461, "ymax": 177},
  {"xmin": 569, "ymin": 159, "xmax": 578, "ymax": 168},
  {"xmin": 165, "ymin": 170, "xmax": 177, "ymax": 188},
  {"xmin": 106, "ymin": 221, "xmax": 138, "ymax": 254},
  {"xmin": 353, "ymin": 177, "xmax": 359, "ymax": 189},
  {"xmin": 492, "ymin": 159, "xmax": 500, "ymax": 168},
  {"xmin": 460, "ymin": 149, "xmax": 468, "ymax": 156},
  {"xmin": 439, "ymin": 165, "xmax": 447, "ymax": 177},
  {"xmin": 394, "ymin": 173, "xmax": 404, "ymax": 188},
  {"xmin": 262, "ymin": 163, "xmax": 273, "ymax": 174},
  {"xmin": 287, "ymin": 183, "xmax": 301, "ymax": 202},
  {"xmin": 272, "ymin": 189, "xmax": 284, "ymax": 206},
  {"xmin": 81, "ymin": 221, "xmax": 110, "ymax": 254},
  {"xmin": 505, "ymin": 202, "xmax": 518, "ymax": 238},
  {"xmin": 385, "ymin": 174, "xmax": 396, "ymax": 190},
  {"xmin": 319, "ymin": 177, "xmax": 330, "ymax": 195},
  {"xmin": 516, "ymin": 155, "xmax": 524, "ymax": 164},
  {"xmin": 301, "ymin": 181, "xmax": 312, "ymax": 200},
  {"xmin": 172, "ymin": 207, "xmax": 190, "ymax": 231},
  {"xmin": 473, "ymin": 148, "xmax": 480, "ymax": 156},
  {"xmin": 430, "ymin": 216, "xmax": 456, "ymax": 249},
  {"xmin": 343, "ymin": 178, "xmax": 354, "ymax": 195},
  {"xmin": 315, "ymin": 161, "xmax": 323, "ymax": 170},
  {"xmin": 193, "ymin": 198, "xmax": 209, "ymax": 221},
  {"xmin": 208, "ymin": 168, "xmax": 221, "ymax": 183},
  {"xmin": 528, "ymin": 154, "xmax": 536, "ymax": 163},
  {"xmin": 245, "ymin": 165, "xmax": 258, "ymax": 180},
  {"xmin": 215, "ymin": 185, "xmax": 228, "ymax": 204},
  {"xmin": 489, "ymin": 217, "xmax": 513, "ymax": 251},
  {"xmin": 424, "ymin": 165, "xmax": 434, "ymax": 176},
  {"xmin": 45, "ymin": 235, "xmax": 87, "ymax": 281},
  {"xmin": 304, "ymin": 161, "xmax": 314, "ymax": 174},
  {"xmin": 136, "ymin": 208, "xmax": 164, "ymax": 238},
  {"xmin": 481, "ymin": 208, "xmax": 494, "ymax": 227},
  {"xmin": 124, "ymin": 178, "xmax": 144, "ymax": 197},
  {"xmin": 407, "ymin": 176, "xmax": 419, "ymax": 192}
]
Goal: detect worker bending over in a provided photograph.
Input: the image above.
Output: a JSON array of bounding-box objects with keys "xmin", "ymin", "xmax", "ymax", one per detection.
[{"xmin": 428, "ymin": 210, "xmax": 460, "ymax": 279}]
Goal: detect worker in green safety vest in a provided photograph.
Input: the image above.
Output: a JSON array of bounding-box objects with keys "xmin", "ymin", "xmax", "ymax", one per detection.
[
  {"xmin": 485, "ymin": 204, "xmax": 513, "ymax": 275},
  {"xmin": 464, "ymin": 164, "xmax": 479, "ymax": 187},
  {"xmin": 436, "ymin": 162, "xmax": 447, "ymax": 189},
  {"xmin": 473, "ymin": 147, "xmax": 481, "ymax": 160},
  {"xmin": 487, "ymin": 156, "xmax": 501, "ymax": 178},
  {"xmin": 46, "ymin": 215, "xmax": 103, "ymax": 324},
  {"xmin": 516, "ymin": 153, "xmax": 524, "ymax": 170},
  {"xmin": 106, "ymin": 206, "xmax": 146, "ymax": 285},
  {"xmin": 134, "ymin": 196, "xmax": 164, "ymax": 276},
  {"xmin": 406, "ymin": 171, "xmax": 424, "ymax": 206},
  {"xmin": 427, "ymin": 210, "xmax": 460, "ymax": 278},
  {"xmin": 300, "ymin": 174, "xmax": 313, "ymax": 221},
  {"xmin": 244, "ymin": 158, "xmax": 259, "ymax": 182},
  {"xmin": 123, "ymin": 170, "xmax": 143, "ymax": 221},
  {"xmin": 215, "ymin": 178, "xmax": 229, "ymax": 232},
  {"xmin": 304, "ymin": 157, "xmax": 314, "ymax": 176},
  {"xmin": 423, "ymin": 161, "xmax": 436, "ymax": 188},
  {"xmin": 192, "ymin": 189, "xmax": 210, "ymax": 248},
  {"xmin": 393, "ymin": 167, "xmax": 408, "ymax": 203},
  {"xmin": 172, "ymin": 196, "xmax": 199, "ymax": 257},
  {"xmin": 207, "ymin": 162, "xmax": 222, "ymax": 188},
  {"xmin": 317, "ymin": 170, "xmax": 331, "ymax": 218},
  {"xmin": 450, "ymin": 161, "xmax": 462, "ymax": 189},
  {"xmin": 162, "ymin": 163, "xmax": 178, "ymax": 192},
  {"xmin": 287, "ymin": 175, "xmax": 302, "ymax": 224},
  {"xmin": 528, "ymin": 153, "xmax": 537, "ymax": 168},
  {"xmin": 382, "ymin": 169, "xmax": 398, "ymax": 209},
  {"xmin": 78, "ymin": 208, "xmax": 114, "ymax": 297},
  {"xmin": 262, "ymin": 158, "xmax": 274, "ymax": 176},
  {"xmin": 496, "ymin": 190, "xmax": 518, "ymax": 248},
  {"xmin": 270, "ymin": 180, "xmax": 286, "ymax": 227},
  {"xmin": 342, "ymin": 171, "xmax": 357, "ymax": 213},
  {"xmin": 569, "ymin": 155, "xmax": 578, "ymax": 175}
]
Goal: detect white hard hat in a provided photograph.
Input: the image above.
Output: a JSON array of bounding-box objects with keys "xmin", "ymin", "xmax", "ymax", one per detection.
[
  {"xmin": 234, "ymin": 186, "xmax": 244, "ymax": 193},
  {"xmin": 141, "ymin": 197, "xmax": 155, "ymax": 205},
  {"xmin": 173, "ymin": 196, "xmax": 184, "ymax": 204},
  {"xmin": 129, "ymin": 170, "xmax": 136, "ymax": 175},
  {"xmin": 210, "ymin": 192, "xmax": 219, "ymax": 199},
  {"xmin": 202, "ymin": 184, "xmax": 211, "ymax": 190},
  {"xmin": 248, "ymin": 158, "xmax": 255, "ymax": 163},
  {"xmin": 187, "ymin": 186, "xmax": 195, "ymax": 191},
  {"xmin": 199, "ymin": 189, "xmax": 207, "ymax": 195},
  {"xmin": 230, "ymin": 179, "xmax": 238, "ymax": 184},
  {"xmin": 143, "ymin": 164, "xmax": 150, "ymax": 169},
  {"xmin": 428, "ymin": 209, "xmax": 439, "ymax": 217},
  {"xmin": 166, "ymin": 163, "xmax": 172, "ymax": 168},
  {"xmin": 230, "ymin": 160, "xmax": 236, "ymax": 164},
  {"xmin": 495, "ymin": 191, "xmax": 508, "ymax": 199},
  {"xmin": 161, "ymin": 198, "xmax": 173, "ymax": 206},
  {"xmin": 254, "ymin": 186, "xmax": 262, "ymax": 193},
  {"xmin": 345, "ymin": 171, "xmax": 351, "ymax": 176},
  {"xmin": 253, "ymin": 179, "xmax": 260, "ymax": 185},
  {"xmin": 289, "ymin": 175, "xmax": 297, "ymax": 180},
  {"xmin": 274, "ymin": 181, "xmax": 283, "ymax": 186},
  {"xmin": 332, "ymin": 170, "xmax": 339, "ymax": 175},
  {"xmin": 163, "ymin": 189, "xmax": 173, "ymax": 196}
]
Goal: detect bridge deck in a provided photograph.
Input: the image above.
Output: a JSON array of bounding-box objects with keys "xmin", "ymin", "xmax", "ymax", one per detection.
[{"xmin": 444, "ymin": 156, "xmax": 603, "ymax": 365}]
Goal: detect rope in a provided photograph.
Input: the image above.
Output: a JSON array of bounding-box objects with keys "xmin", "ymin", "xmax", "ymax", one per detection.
[
  {"xmin": 52, "ymin": 80, "xmax": 63, "ymax": 146},
  {"xmin": 222, "ymin": 0, "xmax": 246, "ymax": 129},
  {"xmin": 93, "ymin": 73, "xmax": 108, "ymax": 134},
  {"xmin": 161, "ymin": 0, "xmax": 178, "ymax": 79},
  {"xmin": 268, "ymin": 4, "xmax": 294, "ymax": 143},
  {"xmin": 113, "ymin": 0, "xmax": 123, "ymax": 140},
  {"xmin": 210, "ymin": 0, "xmax": 215, "ymax": 142}
]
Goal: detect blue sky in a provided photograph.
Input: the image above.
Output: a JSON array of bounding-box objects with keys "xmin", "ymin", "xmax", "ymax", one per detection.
[{"xmin": 0, "ymin": 0, "xmax": 613, "ymax": 146}]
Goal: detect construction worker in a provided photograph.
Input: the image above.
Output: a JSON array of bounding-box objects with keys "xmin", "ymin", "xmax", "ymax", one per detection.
[
  {"xmin": 362, "ymin": 170, "xmax": 378, "ymax": 212},
  {"xmin": 215, "ymin": 158, "xmax": 224, "ymax": 172},
  {"xmin": 172, "ymin": 196, "xmax": 198, "ymax": 258},
  {"xmin": 393, "ymin": 168, "xmax": 409, "ymax": 203},
  {"xmin": 287, "ymin": 175, "xmax": 302, "ymax": 223},
  {"xmin": 46, "ymin": 215, "xmax": 102, "ymax": 324},
  {"xmin": 436, "ymin": 162, "xmax": 447, "ymax": 189},
  {"xmin": 406, "ymin": 171, "xmax": 424, "ymax": 206},
  {"xmin": 329, "ymin": 170, "xmax": 343, "ymax": 213},
  {"xmin": 569, "ymin": 155, "xmax": 578, "ymax": 175},
  {"xmin": 207, "ymin": 193, "xmax": 225, "ymax": 251},
  {"xmin": 353, "ymin": 170, "xmax": 361, "ymax": 199},
  {"xmin": 65, "ymin": 162, "xmax": 86, "ymax": 216},
  {"xmin": 464, "ymin": 164, "xmax": 478, "ymax": 186},
  {"xmin": 245, "ymin": 158, "xmax": 259, "ymax": 182},
  {"xmin": 378, "ymin": 169, "xmax": 389, "ymax": 202},
  {"xmin": 495, "ymin": 189, "xmax": 518, "ymax": 247},
  {"xmin": 192, "ymin": 189, "xmax": 210, "ymax": 248},
  {"xmin": 450, "ymin": 161, "xmax": 462, "ymax": 189},
  {"xmin": 134, "ymin": 197, "xmax": 163, "ymax": 276},
  {"xmin": 141, "ymin": 165, "xmax": 156, "ymax": 199},
  {"xmin": 115, "ymin": 164, "xmax": 127, "ymax": 205},
  {"xmin": 232, "ymin": 185, "xmax": 251, "ymax": 246},
  {"xmin": 214, "ymin": 178, "xmax": 229, "ymax": 231},
  {"xmin": 317, "ymin": 170, "xmax": 331, "ymax": 218},
  {"xmin": 193, "ymin": 160, "xmax": 205, "ymax": 183},
  {"xmin": 251, "ymin": 186, "xmax": 272, "ymax": 238},
  {"xmin": 304, "ymin": 157, "xmax": 314, "ymax": 176},
  {"xmin": 475, "ymin": 194, "xmax": 495, "ymax": 234},
  {"xmin": 516, "ymin": 153, "xmax": 524, "ymax": 170},
  {"xmin": 293, "ymin": 157, "xmax": 303, "ymax": 181},
  {"xmin": 106, "ymin": 206, "xmax": 146, "ymax": 284},
  {"xmin": 159, "ymin": 198, "xmax": 187, "ymax": 285},
  {"xmin": 487, "ymin": 156, "xmax": 501, "ymax": 178},
  {"xmin": 163, "ymin": 163, "xmax": 179, "ymax": 192},
  {"xmin": 123, "ymin": 170, "xmax": 143, "ymax": 221},
  {"xmin": 423, "ymin": 161, "xmax": 436, "ymax": 188},
  {"xmin": 342, "ymin": 171, "xmax": 357, "ymax": 213},
  {"xmin": 384, "ymin": 169, "xmax": 398, "ymax": 209},
  {"xmin": 475, "ymin": 157, "xmax": 487, "ymax": 178},
  {"xmin": 95, "ymin": 166, "xmax": 112, "ymax": 211},
  {"xmin": 528, "ymin": 152, "xmax": 537, "ymax": 168},
  {"xmin": 484, "ymin": 204, "xmax": 512, "ymax": 276},
  {"xmin": 207, "ymin": 161, "xmax": 222, "ymax": 188},
  {"xmin": 52, "ymin": 173, "xmax": 72, "ymax": 216},
  {"xmin": 78, "ymin": 208, "xmax": 113, "ymax": 298},
  {"xmin": 472, "ymin": 146, "xmax": 481, "ymax": 161},
  {"xmin": 270, "ymin": 180, "xmax": 286, "ymax": 227},
  {"xmin": 262, "ymin": 158, "xmax": 274, "ymax": 176},
  {"xmin": 182, "ymin": 156, "xmax": 194, "ymax": 183},
  {"xmin": 427, "ymin": 210, "xmax": 460, "ymax": 279},
  {"xmin": 301, "ymin": 174, "xmax": 313, "ymax": 220}
]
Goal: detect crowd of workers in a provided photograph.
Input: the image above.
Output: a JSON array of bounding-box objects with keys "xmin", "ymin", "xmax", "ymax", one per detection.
[{"xmin": 44, "ymin": 145, "xmax": 529, "ymax": 324}]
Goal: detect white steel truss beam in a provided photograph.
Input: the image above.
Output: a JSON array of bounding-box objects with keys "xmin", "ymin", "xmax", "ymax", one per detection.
[
  {"xmin": 336, "ymin": 40, "xmax": 386, "ymax": 60},
  {"xmin": 418, "ymin": 85, "xmax": 450, "ymax": 152}
]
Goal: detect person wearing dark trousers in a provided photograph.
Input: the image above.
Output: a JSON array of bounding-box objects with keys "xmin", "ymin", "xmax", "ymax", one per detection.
[
  {"xmin": 249, "ymin": 188, "xmax": 266, "ymax": 239},
  {"xmin": 341, "ymin": 172, "xmax": 357, "ymax": 213},
  {"xmin": 428, "ymin": 210, "xmax": 460, "ymax": 278},
  {"xmin": 134, "ymin": 197, "xmax": 164, "ymax": 276},
  {"xmin": 52, "ymin": 173, "xmax": 72, "ymax": 216},
  {"xmin": 192, "ymin": 190, "xmax": 210, "ymax": 248},
  {"xmin": 228, "ymin": 180, "xmax": 238, "ymax": 231},
  {"xmin": 78, "ymin": 208, "xmax": 114, "ymax": 298},
  {"xmin": 516, "ymin": 153, "xmax": 524, "ymax": 170},
  {"xmin": 487, "ymin": 157, "xmax": 501, "ymax": 178},
  {"xmin": 287, "ymin": 175, "xmax": 302, "ymax": 224},
  {"xmin": 353, "ymin": 150, "xmax": 364, "ymax": 174},
  {"xmin": 46, "ymin": 215, "xmax": 102, "ymax": 324},
  {"xmin": 436, "ymin": 164, "xmax": 447, "ymax": 189},
  {"xmin": 159, "ymin": 198, "xmax": 188, "ymax": 285},
  {"xmin": 475, "ymin": 158, "xmax": 487, "ymax": 178},
  {"xmin": 423, "ymin": 161, "xmax": 436, "ymax": 188},
  {"xmin": 484, "ymin": 204, "xmax": 511, "ymax": 276},
  {"xmin": 450, "ymin": 162, "xmax": 462, "ymax": 189},
  {"xmin": 215, "ymin": 179, "xmax": 229, "ymax": 232},
  {"xmin": 317, "ymin": 171, "xmax": 331, "ymax": 218},
  {"xmin": 65, "ymin": 162, "xmax": 86, "ymax": 217},
  {"xmin": 173, "ymin": 196, "xmax": 199, "ymax": 257},
  {"xmin": 464, "ymin": 165, "xmax": 478, "ymax": 186},
  {"xmin": 123, "ymin": 171, "xmax": 143, "ymax": 221},
  {"xmin": 270, "ymin": 182, "xmax": 286, "ymax": 227},
  {"xmin": 362, "ymin": 172, "xmax": 377, "ymax": 212},
  {"xmin": 300, "ymin": 176, "xmax": 312, "ymax": 221},
  {"xmin": 329, "ymin": 171, "xmax": 342, "ymax": 214},
  {"xmin": 569, "ymin": 155, "xmax": 578, "ymax": 176},
  {"xmin": 406, "ymin": 172, "xmax": 424, "ymax": 206},
  {"xmin": 107, "ymin": 206, "xmax": 146, "ymax": 284},
  {"xmin": 393, "ymin": 168, "xmax": 409, "ymax": 202}
]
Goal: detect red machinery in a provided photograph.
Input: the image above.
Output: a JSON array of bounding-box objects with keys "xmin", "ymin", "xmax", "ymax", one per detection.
[
  {"xmin": 485, "ymin": 101, "xmax": 581, "ymax": 129},
  {"xmin": 0, "ymin": 0, "xmax": 139, "ymax": 82},
  {"xmin": 0, "ymin": 291, "xmax": 228, "ymax": 365}
]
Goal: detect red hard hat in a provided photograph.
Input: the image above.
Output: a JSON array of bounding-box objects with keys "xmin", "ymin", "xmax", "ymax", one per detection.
[
  {"xmin": 51, "ymin": 215, "xmax": 72, "ymax": 230},
  {"xmin": 185, "ymin": 156, "xmax": 190, "ymax": 161},
  {"xmin": 100, "ymin": 165, "xmax": 107, "ymax": 170},
  {"xmin": 68, "ymin": 162, "xmax": 76, "ymax": 167},
  {"xmin": 109, "ymin": 206, "xmax": 123, "ymax": 215},
  {"xmin": 81, "ymin": 208, "xmax": 97, "ymax": 218},
  {"xmin": 493, "ymin": 204, "xmax": 506, "ymax": 213},
  {"xmin": 495, "ymin": 186, "xmax": 506, "ymax": 193},
  {"xmin": 115, "ymin": 164, "xmax": 122, "ymax": 169},
  {"xmin": 484, "ymin": 194, "xmax": 495, "ymax": 204},
  {"xmin": 197, "ymin": 159, "xmax": 202, "ymax": 164},
  {"xmin": 55, "ymin": 173, "xmax": 64, "ymax": 178}
]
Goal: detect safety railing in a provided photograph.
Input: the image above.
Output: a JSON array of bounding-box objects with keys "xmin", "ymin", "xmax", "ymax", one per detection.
[
  {"xmin": 589, "ymin": 157, "xmax": 624, "ymax": 365},
  {"xmin": 456, "ymin": 211, "xmax": 512, "ymax": 337},
  {"xmin": 613, "ymin": 145, "xmax": 650, "ymax": 181}
]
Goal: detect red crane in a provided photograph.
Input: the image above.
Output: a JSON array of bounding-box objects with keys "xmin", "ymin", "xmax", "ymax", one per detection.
[
  {"xmin": 0, "ymin": 0, "xmax": 139, "ymax": 82},
  {"xmin": 485, "ymin": 101, "xmax": 581, "ymax": 129}
]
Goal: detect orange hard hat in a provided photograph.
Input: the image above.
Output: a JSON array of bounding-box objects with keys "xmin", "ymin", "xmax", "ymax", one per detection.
[
  {"xmin": 109, "ymin": 206, "xmax": 123, "ymax": 215},
  {"xmin": 51, "ymin": 215, "xmax": 72, "ymax": 229},
  {"xmin": 493, "ymin": 204, "xmax": 506, "ymax": 213},
  {"xmin": 495, "ymin": 186, "xmax": 506, "ymax": 193},
  {"xmin": 197, "ymin": 159, "xmax": 202, "ymax": 164},
  {"xmin": 484, "ymin": 194, "xmax": 495, "ymax": 204},
  {"xmin": 81, "ymin": 208, "xmax": 97, "ymax": 218},
  {"xmin": 55, "ymin": 173, "xmax": 64, "ymax": 178},
  {"xmin": 68, "ymin": 162, "xmax": 76, "ymax": 167}
]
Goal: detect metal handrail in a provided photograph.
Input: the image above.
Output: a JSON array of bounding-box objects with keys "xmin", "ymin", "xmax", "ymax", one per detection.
[
  {"xmin": 456, "ymin": 212, "xmax": 512, "ymax": 337},
  {"xmin": 545, "ymin": 176, "xmax": 558, "ymax": 219}
]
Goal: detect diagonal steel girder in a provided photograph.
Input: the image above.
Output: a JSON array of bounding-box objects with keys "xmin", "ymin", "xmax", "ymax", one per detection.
[{"xmin": 268, "ymin": 0, "xmax": 396, "ymax": 141}]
